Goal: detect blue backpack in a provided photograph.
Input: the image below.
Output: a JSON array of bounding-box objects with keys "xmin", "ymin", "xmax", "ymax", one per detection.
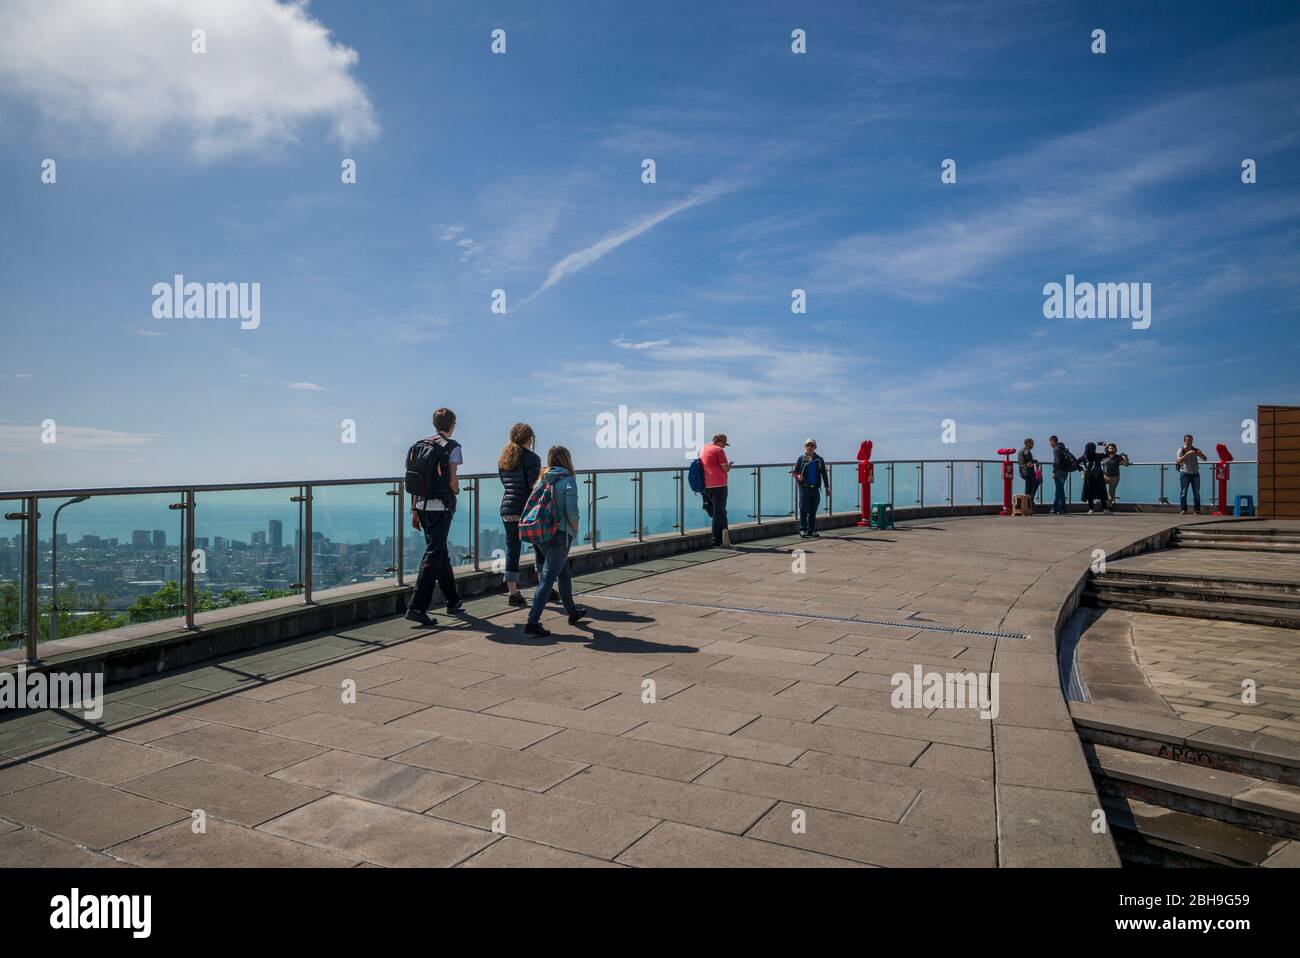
[{"xmin": 687, "ymin": 458, "xmax": 707, "ymax": 494}]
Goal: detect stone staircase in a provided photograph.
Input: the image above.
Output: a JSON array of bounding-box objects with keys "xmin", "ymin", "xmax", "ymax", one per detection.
[
  {"xmin": 1171, "ymin": 526, "xmax": 1300, "ymax": 554},
  {"xmin": 1072, "ymin": 707, "xmax": 1300, "ymax": 867},
  {"xmin": 1083, "ymin": 526, "xmax": 1300, "ymax": 629}
]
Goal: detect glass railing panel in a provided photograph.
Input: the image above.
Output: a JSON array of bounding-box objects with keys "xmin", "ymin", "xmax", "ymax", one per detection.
[
  {"xmin": 1, "ymin": 500, "xmax": 26, "ymax": 652},
  {"xmin": 730, "ymin": 467, "xmax": 758, "ymax": 525},
  {"xmin": 1118, "ymin": 464, "xmax": 1163, "ymax": 505},
  {"xmin": 595, "ymin": 471, "xmax": 638, "ymax": 546},
  {"xmin": 311, "ymin": 482, "xmax": 397, "ymax": 593},
  {"xmin": 35, "ymin": 491, "xmax": 184, "ymax": 644},
  {"xmin": 759, "ymin": 466, "xmax": 795, "ymax": 521},
  {"xmin": 982, "ymin": 460, "xmax": 1008, "ymax": 506},
  {"xmin": 448, "ymin": 483, "xmax": 474, "ymax": 570},
  {"xmin": 1223, "ymin": 462, "xmax": 1258, "ymax": 511},
  {"xmin": 874, "ymin": 463, "xmax": 890, "ymax": 507},
  {"xmin": 193, "ymin": 486, "xmax": 302, "ymax": 610},
  {"xmin": 894, "ymin": 461, "xmax": 922, "ymax": 507},
  {"xmin": 641, "ymin": 470, "xmax": 680, "ymax": 537},
  {"xmin": 924, "ymin": 462, "xmax": 952, "ymax": 506},
  {"xmin": 475, "ymin": 476, "xmax": 506, "ymax": 572},
  {"xmin": 953, "ymin": 462, "xmax": 981, "ymax": 505},
  {"xmin": 830, "ymin": 463, "xmax": 860, "ymax": 515}
]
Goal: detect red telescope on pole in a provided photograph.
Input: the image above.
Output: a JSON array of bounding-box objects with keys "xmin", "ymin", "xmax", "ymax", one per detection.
[
  {"xmin": 1212, "ymin": 443, "xmax": 1233, "ymax": 516},
  {"xmin": 997, "ymin": 448, "xmax": 1016, "ymax": 516},
  {"xmin": 856, "ymin": 440, "xmax": 874, "ymax": 527}
]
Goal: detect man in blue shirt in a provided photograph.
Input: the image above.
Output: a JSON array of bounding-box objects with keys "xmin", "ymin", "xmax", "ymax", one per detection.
[{"xmin": 791, "ymin": 438, "xmax": 830, "ymax": 537}]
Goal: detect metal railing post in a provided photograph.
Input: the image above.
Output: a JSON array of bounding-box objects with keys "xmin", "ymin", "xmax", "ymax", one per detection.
[
  {"xmin": 25, "ymin": 497, "xmax": 38, "ymax": 663},
  {"xmin": 676, "ymin": 470, "xmax": 685, "ymax": 535},
  {"xmin": 826, "ymin": 466, "xmax": 833, "ymax": 514},
  {"xmin": 755, "ymin": 467, "xmax": 763, "ymax": 524},
  {"xmin": 184, "ymin": 491, "xmax": 196, "ymax": 629},
  {"xmin": 390, "ymin": 482, "xmax": 404, "ymax": 585},
  {"xmin": 588, "ymin": 473, "xmax": 598, "ymax": 548},
  {"xmin": 303, "ymin": 484, "xmax": 314, "ymax": 602},
  {"xmin": 635, "ymin": 472, "xmax": 644, "ymax": 540},
  {"xmin": 978, "ymin": 461, "xmax": 984, "ymax": 505},
  {"xmin": 947, "ymin": 461, "xmax": 954, "ymax": 505},
  {"xmin": 888, "ymin": 462, "xmax": 895, "ymax": 505},
  {"xmin": 917, "ymin": 463, "xmax": 924, "ymax": 506},
  {"xmin": 471, "ymin": 478, "xmax": 480, "ymax": 571}
]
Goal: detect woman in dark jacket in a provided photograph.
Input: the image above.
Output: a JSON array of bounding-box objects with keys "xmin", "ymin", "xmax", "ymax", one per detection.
[
  {"xmin": 499, "ymin": 423, "xmax": 544, "ymax": 607},
  {"xmin": 1078, "ymin": 442, "xmax": 1108, "ymax": 514}
]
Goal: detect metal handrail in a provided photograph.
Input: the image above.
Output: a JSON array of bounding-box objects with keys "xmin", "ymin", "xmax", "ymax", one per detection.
[
  {"xmin": 1, "ymin": 457, "xmax": 1260, "ymax": 666},
  {"xmin": 0, "ymin": 458, "xmax": 1252, "ymax": 501}
]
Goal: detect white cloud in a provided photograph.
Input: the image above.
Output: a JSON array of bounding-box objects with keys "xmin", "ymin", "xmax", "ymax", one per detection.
[
  {"xmin": 0, "ymin": 0, "xmax": 377, "ymax": 160},
  {"xmin": 0, "ymin": 424, "xmax": 159, "ymax": 453},
  {"xmin": 523, "ymin": 180, "xmax": 738, "ymax": 304},
  {"xmin": 286, "ymin": 381, "xmax": 327, "ymax": 391}
]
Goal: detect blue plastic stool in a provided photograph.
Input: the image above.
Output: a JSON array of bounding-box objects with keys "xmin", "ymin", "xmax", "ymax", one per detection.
[{"xmin": 1233, "ymin": 495, "xmax": 1256, "ymax": 517}]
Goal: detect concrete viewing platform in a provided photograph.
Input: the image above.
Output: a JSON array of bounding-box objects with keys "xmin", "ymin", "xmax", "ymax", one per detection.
[{"xmin": 0, "ymin": 512, "xmax": 1260, "ymax": 868}]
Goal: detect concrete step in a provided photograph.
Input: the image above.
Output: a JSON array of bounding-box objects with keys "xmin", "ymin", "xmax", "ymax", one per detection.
[
  {"xmin": 1103, "ymin": 795, "xmax": 1294, "ymax": 867},
  {"xmin": 1172, "ymin": 531, "xmax": 1300, "ymax": 554},
  {"xmin": 1089, "ymin": 575, "xmax": 1300, "ymax": 609},
  {"xmin": 1083, "ymin": 590, "xmax": 1300, "ymax": 629},
  {"xmin": 1086, "ymin": 743, "xmax": 1300, "ymax": 841},
  {"xmin": 1178, "ymin": 527, "xmax": 1300, "ymax": 540},
  {"xmin": 1094, "ymin": 568, "xmax": 1300, "ymax": 598},
  {"xmin": 1072, "ymin": 704, "xmax": 1300, "ymax": 787}
]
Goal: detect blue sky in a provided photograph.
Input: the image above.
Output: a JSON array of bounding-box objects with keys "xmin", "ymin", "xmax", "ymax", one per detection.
[{"xmin": 1, "ymin": 0, "xmax": 1297, "ymax": 489}]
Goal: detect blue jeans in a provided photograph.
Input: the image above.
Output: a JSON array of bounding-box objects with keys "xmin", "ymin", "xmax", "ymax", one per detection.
[
  {"xmin": 1179, "ymin": 473, "xmax": 1201, "ymax": 511},
  {"xmin": 798, "ymin": 486, "xmax": 821, "ymax": 533},
  {"xmin": 501, "ymin": 519, "xmax": 541, "ymax": 584},
  {"xmin": 528, "ymin": 532, "xmax": 578, "ymax": 624},
  {"xmin": 1052, "ymin": 474, "xmax": 1067, "ymax": 514}
]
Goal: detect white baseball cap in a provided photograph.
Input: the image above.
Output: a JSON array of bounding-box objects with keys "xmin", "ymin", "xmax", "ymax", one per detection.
[{"xmin": 804, "ymin": 437, "xmax": 817, "ymax": 446}]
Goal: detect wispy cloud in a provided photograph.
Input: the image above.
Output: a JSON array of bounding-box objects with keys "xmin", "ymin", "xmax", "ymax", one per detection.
[{"xmin": 521, "ymin": 179, "xmax": 740, "ymax": 305}]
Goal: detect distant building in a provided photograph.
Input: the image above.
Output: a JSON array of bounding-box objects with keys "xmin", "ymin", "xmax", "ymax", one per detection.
[
  {"xmin": 132, "ymin": 530, "xmax": 151, "ymax": 548},
  {"xmin": 152, "ymin": 530, "xmax": 166, "ymax": 549},
  {"xmin": 269, "ymin": 519, "xmax": 283, "ymax": 548}
]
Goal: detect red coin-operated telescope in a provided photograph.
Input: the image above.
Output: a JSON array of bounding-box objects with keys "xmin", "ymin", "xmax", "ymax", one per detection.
[
  {"xmin": 1212, "ymin": 443, "xmax": 1233, "ymax": 516},
  {"xmin": 997, "ymin": 448, "xmax": 1017, "ymax": 516},
  {"xmin": 856, "ymin": 440, "xmax": 874, "ymax": 527}
]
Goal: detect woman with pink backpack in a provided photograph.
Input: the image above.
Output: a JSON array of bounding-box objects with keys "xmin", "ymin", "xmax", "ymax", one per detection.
[{"xmin": 518, "ymin": 445, "xmax": 587, "ymax": 637}]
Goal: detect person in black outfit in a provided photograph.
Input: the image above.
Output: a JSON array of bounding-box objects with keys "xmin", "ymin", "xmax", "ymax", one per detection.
[
  {"xmin": 406, "ymin": 407, "xmax": 463, "ymax": 625},
  {"xmin": 1077, "ymin": 441, "xmax": 1108, "ymax": 515},
  {"xmin": 498, "ymin": 422, "xmax": 550, "ymax": 608}
]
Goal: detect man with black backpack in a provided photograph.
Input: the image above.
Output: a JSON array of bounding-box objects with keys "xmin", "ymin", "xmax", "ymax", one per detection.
[
  {"xmin": 1048, "ymin": 435, "xmax": 1078, "ymax": 515},
  {"xmin": 404, "ymin": 407, "xmax": 463, "ymax": 626}
]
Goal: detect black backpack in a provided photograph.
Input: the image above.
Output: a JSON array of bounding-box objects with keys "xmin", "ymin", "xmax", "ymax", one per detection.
[
  {"xmin": 1060, "ymin": 446, "xmax": 1079, "ymax": 472},
  {"xmin": 405, "ymin": 436, "xmax": 459, "ymax": 508}
]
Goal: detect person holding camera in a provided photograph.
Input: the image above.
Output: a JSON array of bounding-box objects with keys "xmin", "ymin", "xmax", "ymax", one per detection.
[{"xmin": 1176, "ymin": 434, "xmax": 1207, "ymax": 515}]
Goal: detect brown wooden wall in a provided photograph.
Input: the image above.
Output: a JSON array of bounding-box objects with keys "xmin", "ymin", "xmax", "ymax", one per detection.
[{"xmin": 1259, "ymin": 405, "xmax": 1300, "ymax": 518}]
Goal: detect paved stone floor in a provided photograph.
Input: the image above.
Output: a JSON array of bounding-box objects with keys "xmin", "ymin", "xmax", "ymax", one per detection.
[
  {"xmin": 0, "ymin": 513, "xmax": 1215, "ymax": 868},
  {"xmin": 1104, "ymin": 541, "xmax": 1300, "ymax": 742}
]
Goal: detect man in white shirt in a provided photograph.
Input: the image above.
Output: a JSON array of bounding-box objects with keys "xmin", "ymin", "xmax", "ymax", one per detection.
[
  {"xmin": 406, "ymin": 407, "xmax": 463, "ymax": 624},
  {"xmin": 1175, "ymin": 433, "xmax": 1207, "ymax": 515}
]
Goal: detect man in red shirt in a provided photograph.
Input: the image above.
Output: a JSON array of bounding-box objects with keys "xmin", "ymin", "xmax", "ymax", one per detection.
[{"xmin": 700, "ymin": 433, "xmax": 733, "ymax": 547}]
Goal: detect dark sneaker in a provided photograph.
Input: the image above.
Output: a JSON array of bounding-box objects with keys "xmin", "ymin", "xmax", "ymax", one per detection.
[
  {"xmin": 567, "ymin": 605, "xmax": 588, "ymax": 626},
  {"xmin": 445, "ymin": 600, "xmax": 465, "ymax": 614},
  {"xmin": 549, "ymin": 589, "xmax": 561, "ymax": 603},
  {"xmin": 404, "ymin": 609, "xmax": 435, "ymax": 627},
  {"xmin": 809, "ymin": 531, "xmax": 821, "ymax": 538},
  {"xmin": 507, "ymin": 592, "xmax": 527, "ymax": 608},
  {"xmin": 1179, "ymin": 509, "xmax": 1187, "ymax": 515},
  {"xmin": 523, "ymin": 622, "xmax": 551, "ymax": 638}
]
